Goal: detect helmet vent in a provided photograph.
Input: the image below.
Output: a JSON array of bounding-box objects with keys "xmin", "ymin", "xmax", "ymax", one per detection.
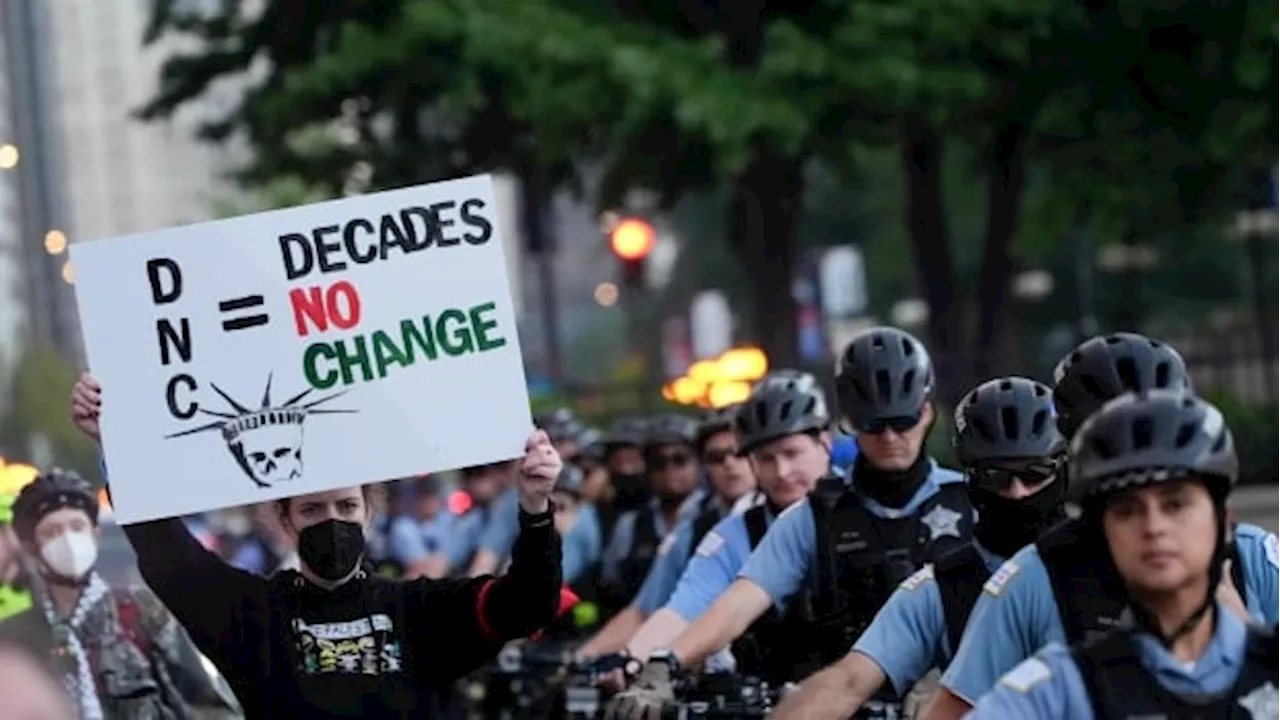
[
  {"xmin": 1090, "ymin": 436, "xmax": 1117, "ymax": 459},
  {"xmin": 902, "ymin": 369, "xmax": 918, "ymax": 397},
  {"xmin": 874, "ymin": 369, "xmax": 892, "ymax": 401},
  {"xmin": 1211, "ymin": 431, "xmax": 1228, "ymax": 453},
  {"xmin": 1115, "ymin": 357, "xmax": 1140, "ymax": 392},
  {"xmin": 1031, "ymin": 409, "xmax": 1050, "ymax": 436},
  {"xmin": 972, "ymin": 418, "xmax": 996, "ymax": 443},
  {"xmin": 1174, "ymin": 420, "xmax": 1201, "ymax": 448},
  {"xmin": 1154, "ymin": 361, "xmax": 1172, "ymax": 388},
  {"xmin": 1000, "ymin": 406, "xmax": 1020, "ymax": 440},
  {"xmin": 779, "ymin": 399, "xmax": 795, "ymax": 420},
  {"xmin": 900, "ymin": 336, "xmax": 915, "ymax": 355},
  {"xmin": 754, "ymin": 402, "xmax": 769, "ymax": 429},
  {"xmin": 1080, "ymin": 374, "xmax": 1107, "ymax": 400},
  {"xmin": 1131, "ymin": 416, "xmax": 1154, "ymax": 450}
]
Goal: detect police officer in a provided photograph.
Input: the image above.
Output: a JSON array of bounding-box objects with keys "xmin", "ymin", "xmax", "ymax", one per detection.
[
  {"xmin": 599, "ymin": 414, "xmax": 705, "ymax": 614},
  {"xmin": 608, "ymin": 327, "xmax": 973, "ymax": 719},
  {"xmin": 970, "ymin": 390, "xmax": 1278, "ymax": 718},
  {"xmin": 772, "ymin": 377, "xmax": 1068, "ymax": 719},
  {"xmin": 580, "ymin": 405, "xmax": 755, "ymax": 658},
  {"xmin": 601, "ymin": 373, "xmax": 836, "ymax": 713},
  {"xmin": 924, "ymin": 333, "xmax": 1280, "ymax": 719}
]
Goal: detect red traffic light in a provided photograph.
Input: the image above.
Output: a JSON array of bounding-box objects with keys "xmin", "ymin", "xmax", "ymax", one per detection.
[{"xmin": 610, "ymin": 218, "xmax": 656, "ymax": 261}]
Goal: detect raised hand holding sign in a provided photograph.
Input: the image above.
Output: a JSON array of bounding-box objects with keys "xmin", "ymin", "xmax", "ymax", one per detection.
[{"xmin": 517, "ymin": 430, "xmax": 561, "ymax": 514}]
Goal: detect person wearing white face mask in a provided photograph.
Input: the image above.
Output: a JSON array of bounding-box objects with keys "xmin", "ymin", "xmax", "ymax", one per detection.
[{"xmin": 0, "ymin": 469, "xmax": 243, "ymax": 720}]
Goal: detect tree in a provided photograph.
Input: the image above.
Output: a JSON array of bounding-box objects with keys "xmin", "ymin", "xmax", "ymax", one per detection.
[
  {"xmin": 0, "ymin": 345, "xmax": 101, "ymax": 482},
  {"xmin": 140, "ymin": 0, "xmax": 1275, "ymax": 384}
]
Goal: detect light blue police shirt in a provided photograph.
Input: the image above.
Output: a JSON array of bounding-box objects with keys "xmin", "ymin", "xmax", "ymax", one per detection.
[
  {"xmin": 601, "ymin": 490, "xmax": 706, "ymax": 588},
  {"xmin": 633, "ymin": 496, "xmax": 735, "ymax": 614},
  {"xmin": 476, "ymin": 485, "xmax": 521, "ymax": 558},
  {"xmin": 387, "ymin": 513, "xmax": 454, "ymax": 564},
  {"xmin": 942, "ymin": 522, "xmax": 1280, "ymax": 704},
  {"xmin": 664, "ymin": 504, "xmax": 779, "ymax": 621},
  {"xmin": 854, "ymin": 543, "xmax": 1005, "ymax": 695},
  {"xmin": 444, "ymin": 508, "xmax": 489, "ymax": 570},
  {"xmin": 738, "ymin": 463, "xmax": 969, "ymax": 609},
  {"xmin": 563, "ymin": 504, "xmax": 603, "ymax": 585},
  {"xmin": 965, "ymin": 601, "xmax": 1257, "ymax": 719}
]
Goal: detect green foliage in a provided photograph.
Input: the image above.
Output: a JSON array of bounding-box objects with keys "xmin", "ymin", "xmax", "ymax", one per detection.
[
  {"xmin": 0, "ymin": 345, "xmax": 101, "ymax": 483},
  {"xmin": 140, "ymin": 0, "xmax": 1276, "ymax": 374}
]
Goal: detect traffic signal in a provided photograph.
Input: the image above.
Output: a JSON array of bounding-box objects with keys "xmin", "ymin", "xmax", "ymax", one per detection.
[{"xmin": 608, "ymin": 217, "xmax": 656, "ymax": 288}]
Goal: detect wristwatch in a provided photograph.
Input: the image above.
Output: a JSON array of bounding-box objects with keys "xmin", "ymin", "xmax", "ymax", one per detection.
[{"xmin": 647, "ymin": 648, "xmax": 682, "ymax": 674}]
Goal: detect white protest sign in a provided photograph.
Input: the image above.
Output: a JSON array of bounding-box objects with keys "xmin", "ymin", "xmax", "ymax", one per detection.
[{"xmin": 70, "ymin": 174, "xmax": 533, "ymax": 524}]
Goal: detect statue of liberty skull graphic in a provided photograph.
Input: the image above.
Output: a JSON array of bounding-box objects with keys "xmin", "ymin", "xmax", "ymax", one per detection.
[{"xmin": 165, "ymin": 374, "xmax": 355, "ymax": 488}]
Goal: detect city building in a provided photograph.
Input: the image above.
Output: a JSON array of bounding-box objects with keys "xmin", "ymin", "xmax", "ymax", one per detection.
[{"xmin": 0, "ymin": 0, "xmax": 245, "ymax": 372}]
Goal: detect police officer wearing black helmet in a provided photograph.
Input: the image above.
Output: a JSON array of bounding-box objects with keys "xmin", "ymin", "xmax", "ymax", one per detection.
[
  {"xmin": 971, "ymin": 390, "xmax": 1278, "ymax": 718},
  {"xmin": 927, "ymin": 333, "xmax": 1279, "ymax": 719},
  {"xmin": 774, "ymin": 377, "xmax": 1069, "ymax": 719},
  {"xmin": 579, "ymin": 405, "xmax": 756, "ymax": 662},
  {"xmin": 599, "ymin": 414, "xmax": 705, "ymax": 614},
  {"xmin": 599, "ymin": 416, "xmax": 651, "ymax": 519},
  {"xmin": 609, "ymin": 327, "xmax": 973, "ymax": 720}
]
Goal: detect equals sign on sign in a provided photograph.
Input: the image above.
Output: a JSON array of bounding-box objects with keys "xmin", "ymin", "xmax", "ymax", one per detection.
[{"xmin": 218, "ymin": 295, "xmax": 269, "ymax": 332}]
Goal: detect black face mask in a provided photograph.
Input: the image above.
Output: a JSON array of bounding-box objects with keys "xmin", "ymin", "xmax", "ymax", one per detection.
[
  {"xmin": 298, "ymin": 519, "xmax": 366, "ymax": 583},
  {"xmin": 970, "ymin": 481, "xmax": 1065, "ymax": 558},
  {"xmin": 610, "ymin": 472, "xmax": 648, "ymax": 511}
]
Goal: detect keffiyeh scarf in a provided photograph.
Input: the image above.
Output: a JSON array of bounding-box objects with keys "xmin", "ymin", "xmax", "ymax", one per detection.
[{"xmin": 39, "ymin": 572, "xmax": 109, "ymax": 720}]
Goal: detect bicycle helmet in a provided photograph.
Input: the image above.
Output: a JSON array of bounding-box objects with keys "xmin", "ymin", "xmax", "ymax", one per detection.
[
  {"xmin": 646, "ymin": 413, "xmax": 699, "ymax": 448},
  {"xmin": 754, "ymin": 369, "xmax": 818, "ymax": 393},
  {"xmin": 554, "ymin": 465, "xmax": 585, "ymax": 498},
  {"xmin": 603, "ymin": 417, "xmax": 648, "ymax": 449},
  {"xmin": 695, "ymin": 405, "xmax": 740, "ymax": 451},
  {"xmin": 537, "ymin": 407, "xmax": 583, "ymax": 444},
  {"xmin": 1052, "ymin": 333, "xmax": 1191, "ymax": 438},
  {"xmin": 735, "ymin": 377, "xmax": 831, "ymax": 454},
  {"xmin": 12, "ymin": 469, "xmax": 99, "ymax": 543},
  {"xmin": 835, "ymin": 327, "xmax": 934, "ymax": 429},
  {"xmin": 1068, "ymin": 390, "xmax": 1235, "ymax": 506},
  {"xmin": 954, "ymin": 377, "xmax": 1065, "ymax": 466}
]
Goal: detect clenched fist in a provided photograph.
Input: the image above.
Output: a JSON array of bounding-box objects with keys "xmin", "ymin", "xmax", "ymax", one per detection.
[
  {"xmin": 517, "ymin": 429, "xmax": 561, "ymax": 514},
  {"xmin": 69, "ymin": 373, "xmax": 103, "ymax": 444}
]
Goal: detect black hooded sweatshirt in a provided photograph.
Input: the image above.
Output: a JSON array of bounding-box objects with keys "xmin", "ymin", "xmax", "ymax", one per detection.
[{"xmin": 122, "ymin": 507, "xmax": 562, "ymax": 719}]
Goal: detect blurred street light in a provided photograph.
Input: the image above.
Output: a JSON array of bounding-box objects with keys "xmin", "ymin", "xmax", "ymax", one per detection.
[
  {"xmin": 1097, "ymin": 243, "xmax": 1159, "ymax": 272},
  {"xmin": 607, "ymin": 216, "xmax": 657, "ymax": 289},
  {"xmin": 60, "ymin": 260, "xmax": 74, "ymax": 284},
  {"xmin": 594, "ymin": 281, "xmax": 619, "ymax": 307},
  {"xmin": 661, "ymin": 345, "xmax": 770, "ymax": 408},
  {"xmin": 44, "ymin": 229, "xmax": 68, "ymax": 255},
  {"xmin": 0, "ymin": 143, "xmax": 18, "ymax": 169},
  {"xmin": 1012, "ymin": 269, "xmax": 1054, "ymax": 301},
  {"xmin": 890, "ymin": 298, "xmax": 929, "ymax": 327},
  {"xmin": 707, "ymin": 380, "xmax": 751, "ymax": 408}
]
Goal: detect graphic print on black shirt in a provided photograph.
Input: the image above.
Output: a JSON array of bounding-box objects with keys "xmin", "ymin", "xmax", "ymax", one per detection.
[{"xmin": 290, "ymin": 612, "xmax": 404, "ymax": 676}]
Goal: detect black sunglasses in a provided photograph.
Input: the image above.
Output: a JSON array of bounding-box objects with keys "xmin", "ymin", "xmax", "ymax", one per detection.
[
  {"xmin": 650, "ymin": 452, "xmax": 693, "ymax": 470},
  {"xmin": 852, "ymin": 414, "xmax": 922, "ymax": 435},
  {"xmin": 968, "ymin": 459, "xmax": 1061, "ymax": 490},
  {"xmin": 702, "ymin": 448, "xmax": 740, "ymax": 466}
]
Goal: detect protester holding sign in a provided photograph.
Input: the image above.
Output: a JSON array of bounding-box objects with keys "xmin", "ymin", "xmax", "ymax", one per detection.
[{"xmin": 70, "ymin": 373, "xmax": 566, "ymax": 719}]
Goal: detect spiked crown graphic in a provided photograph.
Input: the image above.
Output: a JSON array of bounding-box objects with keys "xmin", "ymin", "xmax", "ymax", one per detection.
[{"xmin": 166, "ymin": 374, "xmax": 355, "ymax": 488}]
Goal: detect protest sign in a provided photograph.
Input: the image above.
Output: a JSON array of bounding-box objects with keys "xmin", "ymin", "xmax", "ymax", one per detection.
[{"xmin": 70, "ymin": 174, "xmax": 532, "ymax": 523}]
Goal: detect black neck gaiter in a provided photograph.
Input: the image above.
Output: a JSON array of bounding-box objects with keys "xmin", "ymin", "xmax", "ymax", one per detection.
[
  {"xmin": 971, "ymin": 480, "xmax": 1066, "ymax": 558},
  {"xmin": 853, "ymin": 453, "xmax": 931, "ymax": 509}
]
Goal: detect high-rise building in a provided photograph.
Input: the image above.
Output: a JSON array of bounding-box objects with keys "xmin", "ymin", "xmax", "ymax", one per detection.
[{"xmin": 0, "ymin": 0, "xmax": 244, "ymax": 370}]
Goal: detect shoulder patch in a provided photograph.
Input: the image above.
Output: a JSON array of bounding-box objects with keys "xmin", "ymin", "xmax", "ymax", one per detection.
[
  {"xmin": 695, "ymin": 531, "xmax": 725, "ymax": 558},
  {"xmin": 999, "ymin": 657, "xmax": 1053, "ymax": 693},
  {"xmin": 983, "ymin": 560, "xmax": 1020, "ymax": 597},
  {"xmin": 1265, "ymin": 533, "xmax": 1278, "ymax": 570},
  {"xmin": 657, "ymin": 531, "xmax": 679, "ymax": 557},
  {"xmin": 899, "ymin": 565, "xmax": 935, "ymax": 592}
]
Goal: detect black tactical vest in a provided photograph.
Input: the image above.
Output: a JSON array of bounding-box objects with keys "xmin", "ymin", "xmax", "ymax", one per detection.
[
  {"xmin": 934, "ymin": 543, "xmax": 989, "ymax": 655},
  {"xmin": 616, "ymin": 505, "xmax": 662, "ymax": 603},
  {"xmin": 689, "ymin": 496, "xmax": 727, "ymax": 556},
  {"xmin": 1074, "ymin": 623, "xmax": 1278, "ymax": 719},
  {"xmin": 810, "ymin": 476, "xmax": 974, "ymax": 667},
  {"xmin": 1038, "ymin": 519, "xmax": 1250, "ymax": 645},
  {"xmin": 729, "ymin": 505, "xmax": 826, "ymax": 686}
]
